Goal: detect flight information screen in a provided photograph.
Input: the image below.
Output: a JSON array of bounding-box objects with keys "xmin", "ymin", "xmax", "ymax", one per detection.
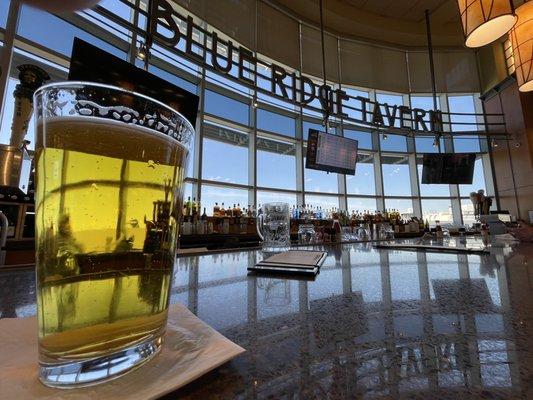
[{"xmin": 306, "ymin": 129, "xmax": 358, "ymax": 175}]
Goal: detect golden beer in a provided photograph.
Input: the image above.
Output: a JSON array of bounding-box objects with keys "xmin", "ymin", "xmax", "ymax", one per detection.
[{"xmin": 34, "ymin": 83, "xmax": 193, "ymax": 387}]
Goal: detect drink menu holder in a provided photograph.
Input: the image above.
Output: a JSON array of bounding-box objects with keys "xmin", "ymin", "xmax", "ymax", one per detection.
[
  {"xmin": 0, "ymin": 303, "xmax": 245, "ymax": 399},
  {"xmin": 248, "ymin": 250, "xmax": 328, "ymax": 276}
]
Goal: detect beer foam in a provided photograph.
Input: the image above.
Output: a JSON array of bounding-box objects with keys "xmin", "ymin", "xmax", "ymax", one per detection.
[
  {"xmin": 38, "ymin": 116, "xmax": 188, "ymax": 149},
  {"xmin": 37, "ymin": 116, "xmax": 189, "ymax": 165}
]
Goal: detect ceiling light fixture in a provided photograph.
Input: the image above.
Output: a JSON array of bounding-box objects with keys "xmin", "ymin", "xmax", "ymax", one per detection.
[
  {"xmin": 509, "ymin": 1, "xmax": 533, "ymax": 92},
  {"xmin": 457, "ymin": 0, "xmax": 517, "ymax": 48},
  {"xmin": 382, "ymin": 133, "xmax": 388, "ymax": 140}
]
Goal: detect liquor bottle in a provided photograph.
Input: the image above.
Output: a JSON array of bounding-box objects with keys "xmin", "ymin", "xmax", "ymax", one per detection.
[
  {"xmin": 213, "ymin": 202, "xmax": 220, "ymax": 217},
  {"xmin": 251, "ymin": 205, "xmax": 257, "ymax": 218},
  {"xmin": 201, "ymin": 207, "xmax": 207, "ymax": 220},
  {"xmin": 236, "ymin": 203, "xmax": 241, "ymax": 217},
  {"xmin": 184, "ymin": 196, "xmax": 191, "ymax": 218},
  {"xmin": 220, "ymin": 202, "xmax": 226, "ymax": 217}
]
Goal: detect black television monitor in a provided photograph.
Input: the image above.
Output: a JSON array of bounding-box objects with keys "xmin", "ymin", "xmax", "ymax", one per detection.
[
  {"xmin": 422, "ymin": 153, "xmax": 476, "ymax": 185},
  {"xmin": 305, "ymin": 129, "xmax": 358, "ymax": 175},
  {"xmin": 68, "ymin": 38, "xmax": 199, "ymax": 127}
]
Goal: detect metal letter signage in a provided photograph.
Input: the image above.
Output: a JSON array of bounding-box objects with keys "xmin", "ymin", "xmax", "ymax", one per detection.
[{"xmin": 147, "ymin": 0, "xmax": 447, "ymax": 135}]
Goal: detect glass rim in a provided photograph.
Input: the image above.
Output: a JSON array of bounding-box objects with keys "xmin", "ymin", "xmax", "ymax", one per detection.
[{"xmin": 34, "ymin": 80, "xmax": 196, "ymax": 139}]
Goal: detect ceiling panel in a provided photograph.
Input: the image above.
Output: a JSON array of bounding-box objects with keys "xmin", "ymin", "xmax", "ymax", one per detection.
[{"xmin": 342, "ymin": 0, "xmax": 450, "ymax": 22}]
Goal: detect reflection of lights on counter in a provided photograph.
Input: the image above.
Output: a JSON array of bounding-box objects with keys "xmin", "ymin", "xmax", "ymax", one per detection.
[{"xmin": 26, "ymin": 212, "xmax": 35, "ymax": 215}]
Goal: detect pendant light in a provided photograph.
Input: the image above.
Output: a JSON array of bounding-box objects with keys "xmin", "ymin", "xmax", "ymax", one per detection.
[
  {"xmin": 509, "ymin": 1, "xmax": 533, "ymax": 92},
  {"xmin": 457, "ymin": 0, "xmax": 517, "ymax": 48}
]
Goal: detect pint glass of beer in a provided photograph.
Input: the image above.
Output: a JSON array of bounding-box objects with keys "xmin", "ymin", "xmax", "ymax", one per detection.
[{"xmin": 33, "ymin": 82, "xmax": 194, "ymax": 387}]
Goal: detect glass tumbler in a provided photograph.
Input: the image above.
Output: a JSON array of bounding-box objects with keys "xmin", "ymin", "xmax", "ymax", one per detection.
[{"xmin": 34, "ymin": 82, "xmax": 194, "ymax": 387}]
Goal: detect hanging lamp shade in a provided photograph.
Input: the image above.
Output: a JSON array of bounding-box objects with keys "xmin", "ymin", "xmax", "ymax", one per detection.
[
  {"xmin": 509, "ymin": 1, "xmax": 533, "ymax": 92},
  {"xmin": 457, "ymin": 0, "xmax": 517, "ymax": 48}
]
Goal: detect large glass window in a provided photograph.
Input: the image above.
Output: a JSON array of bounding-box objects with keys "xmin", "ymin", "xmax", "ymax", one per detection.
[
  {"xmin": 376, "ymin": 93, "xmax": 407, "ymax": 151},
  {"xmin": 380, "ymin": 133, "xmax": 407, "ymax": 152},
  {"xmin": 17, "ymin": 5, "xmax": 126, "ymax": 58},
  {"xmin": 257, "ymin": 191, "xmax": 297, "ymax": 208},
  {"xmin": 257, "ymin": 109, "xmax": 295, "ymax": 137},
  {"xmin": 382, "ymin": 155, "xmax": 412, "ymax": 196},
  {"xmin": 346, "ymin": 154, "xmax": 375, "ymax": 195},
  {"xmin": 461, "ymin": 199, "xmax": 477, "ymax": 226},
  {"xmin": 0, "ymin": 2, "xmax": 494, "ymax": 226},
  {"xmin": 347, "ymin": 197, "xmax": 377, "ymax": 213},
  {"xmin": 0, "ymin": 0, "xmax": 9, "ymax": 28},
  {"xmin": 304, "ymin": 194, "xmax": 340, "ymax": 210},
  {"xmin": 201, "ymin": 184, "xmax": 248, "ymax": 216},
  {"xmin": 343, "ymin": 87, "xmax": 369, "ymax": 122},
  {"xmin": 304, "ymin": 151, "xmax": 339, "ymax": 194},
  {"xmin": 417, "ymin": 162, "xmax": 450, "ymax": 197},
  {"xmin": 204, "ymin": 90, "xmax": 249, "ymax": 126},
  {"xmin": 202, "ymin": 123, "xmax": 249, "ymax": 185},
  {"xmin": 411, "ymin": 96, "xmax": 444, "ymax": 153},
  {"xmin": 459, "ymin": 157, "xmax": 486, "ymax": 196},
  {"xmin": 302, "ymin": 119, "xmax": 326, "ymax": 141},
  {"xmin": 257, "ymin": 137, "xmax": 296, "ymax": 190},
  {"xmin": 385, "ymin": 198, "xmax": 414, "ymax": 216},
  {"xmin": 448, "ymin": 95, "xmax": 481, "ymax": 152},
  {"xmin": 344, "ymin": 128, "xmax": 373, "ymax": 150},
  {"xmin": 421, "ymin": 199, "xmax": 453, "ymax": 226},
  {"xmin": 148, "ymin": 65, "xmax": 197, "ymax": 94}
]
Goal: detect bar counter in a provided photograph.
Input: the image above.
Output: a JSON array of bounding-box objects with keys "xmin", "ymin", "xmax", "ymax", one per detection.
[{"xmin": 1, "ymin": 238, "xmax": 532, "ymax": 399}]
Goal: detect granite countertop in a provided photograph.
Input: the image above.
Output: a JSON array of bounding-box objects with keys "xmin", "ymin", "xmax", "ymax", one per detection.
[{"xmin": 1, "ymin": 237, "xmax": 532, "ymax": 399}]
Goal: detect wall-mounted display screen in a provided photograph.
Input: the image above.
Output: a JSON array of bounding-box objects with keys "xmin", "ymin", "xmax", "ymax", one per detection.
[
  {"xmin": 306, "ymin": 129, "xmax": 358, "ymax": 175},
  {"xmin": 68, "ymin": 38, "xmax": 199, "ymax": 127},
  {"xmin": 422, "ymin": 153, "xmax": 476, "ymax": 184}
]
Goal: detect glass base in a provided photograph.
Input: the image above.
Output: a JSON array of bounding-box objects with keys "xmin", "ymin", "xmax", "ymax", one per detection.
[{"xmin": 39, "ymin": 336, "xmax": 162, "ymax": 388}]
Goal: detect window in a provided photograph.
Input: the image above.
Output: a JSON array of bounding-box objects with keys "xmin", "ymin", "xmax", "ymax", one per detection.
[
  {"xmin": 302, "ymin": 119, "xmax": 326, "ymax": 141},
  {"xmin": 344, "ymin": 87, "xmax": 369, "ymax": 122},
  {"xmin": 376, "ymin": 93, "xmax": 403, "ymax": 128},
  {"xmin": 257, "ymin": 136, "xmax": 296, "ymax": 190},
  {"xmin": 415, "ymin": 136, "xmax": 445, "ymax": 153},
  {"xmin": 200, "ymin": 184, "xmax": 248, "ymax": 216},
  {"xmin": 382, "ymin": 155, "xmax": 412, "ymax": 196},
  {"xmin": 204, "ymin": 90, "xmax": 249, "ymax": 126},
  {"xmin": 81, "ymin": 0, "xmax": 132, "ymax": 41},
  {"xmin": 380, "ymin": 133, "xmax": 407, "ymax": 152},
  {"xmin": 411, "ymin": 96, "xmax": 443, "ymax": 153},
  {"xmin": 0, "ymin": 0, "xmax": 9, "ymax": 28},
  {"xmin": 461, "ymin": 199, "xmax": 476, "ymax": 226},
  {"xmin": 459, "ymin": 157, "xmax": 486, "ymax": 196},
  {"xmin": 257, "ymin": 191, "xmax": 297, "ymax": 208},
  {"xmin": 347, "ymin": 197, "xmax": 377, "ymax": 213},
  {"xmin": 417, "ymin": 163, "xmax": 450, "ymax": 197},
  {"xmin": 304, "ymin": 194, "xmax": 340, "ymax": 210},
  {"xmin": 344, "ymin": 129, "xmax": 373, "ymax": 150},
  {"xmin": 421, "ymin": 199, "xmax": 453, "ymax": 226},
  {"xmin": 346, "ymin": 154, "xmax": 375, "ymax": 195},
  {"xmin": 148, "ymin": 65, "xmax": 197, "ymax": 94},
  {"xmin": 202, "ymin": 123, "xmax": 249, "ymax": 185},
  {"xmin": 257, "ymin": 109, "xmax": 295, "ymax": 137},
  {"xmin": 385, "ymin": 198, "xmax": 414, "ymax": 216},
  {"xmin": 448, "ymin": 95, "xmax": 480, "ymax": 152},
  {"xmin": 0, "ymin": 78, "xmax": 36, "ymax": 149},
  {"xmin": 304, "ymin": 152, "xmax": 339, "ymax": 194},
  {"xmin": 17, "ymin": 5, "xmax": 126, "ymax": 59}
]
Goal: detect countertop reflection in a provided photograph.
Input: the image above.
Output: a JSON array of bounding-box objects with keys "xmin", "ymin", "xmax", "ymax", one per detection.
[{"xmin": 1, "ymin": 238, "xmax": 532, "ymax": 399}]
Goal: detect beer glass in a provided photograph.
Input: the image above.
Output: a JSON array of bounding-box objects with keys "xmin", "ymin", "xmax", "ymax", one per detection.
[
  {"xmin": 256, "ymin": 202, "xmax": 291, "ymax": 252},
  {"xmin": 33, "ymin": 82, "xmax": 194, "ymax": 387}
]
